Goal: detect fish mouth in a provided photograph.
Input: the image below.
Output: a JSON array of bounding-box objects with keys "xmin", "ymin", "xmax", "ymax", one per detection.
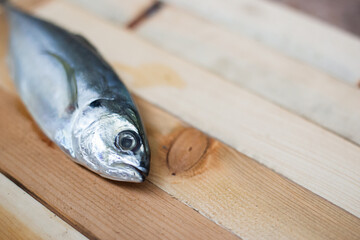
[
  {"xmin": 136, "ymin": 166, "xmax": 149, "ymax": 177},
  {"xmin": 101, "ymin": 163, "xmax": 147, "ymax": 183}
]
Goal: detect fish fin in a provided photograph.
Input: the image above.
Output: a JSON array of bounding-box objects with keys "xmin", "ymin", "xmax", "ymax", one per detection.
[
  {"xmin": 73, "ymin": 34, "xmax": 99, "ymax": 53},
  {"xmin": 74, "ymin": 35, "xmax": 114, "ymax": 72},
  {"xmin": 46, "ymin": 51, "xmax": 78, "ymax": 113}
]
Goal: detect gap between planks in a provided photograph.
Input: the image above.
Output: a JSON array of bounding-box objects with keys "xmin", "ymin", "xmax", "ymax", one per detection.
[
  {"xmin": 65, "ymin": 0, "xmax": 360, "ymax": 147},
  {"xmin": 64, "ymin": 0, "xmax": 154, "ymax": 26},
  {"xmin": 159, "ymin": 0, "xmax": 360, "ymax": 87},
  {"xmin": 132, "ymin": 5, "xmax": 360, "ymax": 146},
  {"xmin": 0, "ymin": 1, "xmax": 360, "ymax": 239},
  {"xmin": 127, "ymin": 1, "xmax": 163, "ymax": 29},
  {"xmin": 0, "ymin": 173, "xmax": 88, "ymax": 240},
  {"xmin": 0, "ymin": 8, "xmax": 239, "ymax": 240},
  {"xmin": 34, "ymin": 0, "xmax": 360, "ymax": 219},
  {"xmin": 1, "ymin": 84, "xmax": 360, "ymax": 240},
  {"xmin": 0, "ymin": 90, "xmax": 239, "ymax": 239}
]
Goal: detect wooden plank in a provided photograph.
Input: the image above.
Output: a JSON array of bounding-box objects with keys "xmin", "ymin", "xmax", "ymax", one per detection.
[
  {"xmin": 0, "ymin": 9, "xmax": 239, "ymax": 240},
  {"xmin": 160, "ymin": 0, "xmax": 360, "ymax": 86},
  {"xmin": 269, "ymin": 0, "xmax": 360, "ymax": 36},
  {"xmin": 33, "ymin": 1, "xmax": 360, "ymax": 218},
  {"xmin": 1, "ymin": 62, "xmax": 360, "ymax": 240},
  {"xmin": 60, "ymin": 0, "xmax": 360, "ymax": 145},
  {"xmin": 1, "ymin": 2, "xmax": 360, "ymax": 239},
  {"xmin": 135, "ymin": 6, "xmax": 360, "ymax": 145},
  {"xmin": 0, "ymin": 173, "xmax": 88, "ymax": 240},
  {"xmin": 64, "ymin": 0, "xmax": 153, "ymax": 25},
  {"xmin": 0, "ymin": 95, "xmax": 239, "ymax": 240}
]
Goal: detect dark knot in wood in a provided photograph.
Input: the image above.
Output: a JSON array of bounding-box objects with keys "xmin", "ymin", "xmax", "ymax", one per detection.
[{"xmin": 166, "ymin": 128, "xmax": 209, "ymax": 175}]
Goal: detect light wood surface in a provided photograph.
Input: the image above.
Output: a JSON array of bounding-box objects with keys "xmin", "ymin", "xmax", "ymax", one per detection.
[
  {"xmin": 1, "ymin": 75, "xmax": 360, "ymax": 239},
  {"xmin": 0, "ymin": 5, "xmax": 240, "ymax": 240},
  {"xmin": 0, "ymin": 173, "xmax": 88, "ymax": 240},
  {"xmin": 1, "ymin": 1, "xmax": 360, "ymax": 239},
  {"xmin": 160, "ymin": 0, "xmax": 360, "ymax": 86},
  {"xmin": 139, "ymin": 99, "xmax": 360, "ymax": 240},
  {"xmin": 0, "ymin": 92, "xmax": 238, "ymax": 240},
  {"xmin": 33, "ymin": 1, "xmax": 360, "ymax": 218},
  {"xmin": 65, "ymin": 0, "xmax": 152, "ymax": 25},
  {"xmin": 135, "ymin": 5, "xmax": 360, "ymax": 146}
]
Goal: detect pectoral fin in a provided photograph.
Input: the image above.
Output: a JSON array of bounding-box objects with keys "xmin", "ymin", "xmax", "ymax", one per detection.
[{"xmin": 46, "ymin": 51, "xmax": 78, "ymax": 113}]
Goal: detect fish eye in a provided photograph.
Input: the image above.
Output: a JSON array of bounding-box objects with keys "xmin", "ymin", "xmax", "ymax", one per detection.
[
  {"xmin": 115, "ymin": 130, "xmax": 140, "ymax": 152},
  {"xmin": 89, "ymin": 99, "xmax": 102, "ymax": 108}
]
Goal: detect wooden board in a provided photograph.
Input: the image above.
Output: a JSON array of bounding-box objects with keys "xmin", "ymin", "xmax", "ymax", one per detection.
[
  {"xmin": 0, "ymin": 173, "xmax": 87, "ymax": 240},
  {"xmin": 135, "ymin": 5, "xmax": 360, "ymax": 146},
  {"xmin": 64, "ymin": 0, "xmax": 152, "ymax": 25},
  {"xmin": 160, "ymin": 0, "xmax": 360, "ymax": 86},
  {"xmin": 1, "ymin": 1, "xmax": 360, "ymax": 239},
  {"xmin": 0, "ymin": 8, "xmax": 238, "ymax": 239},
  {"xmin": 32, "ymin": 1, "xmax": 360, "ymax": 219},
  {"xmin": 139, "ymin": 101, "xmax": 360, "ymax": 239},
  {"xmin": 0, "ymin": 93, "xmax": 238, "ymax": 240},
  {"xmin": 1, "ymin": 70, "xmax": 360, "ymax": 240}
]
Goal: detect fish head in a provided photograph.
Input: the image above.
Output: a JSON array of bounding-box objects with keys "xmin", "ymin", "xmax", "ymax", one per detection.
[{"xmin": 72, "ymin": 99, "xmax": 150, "ymax": 182}]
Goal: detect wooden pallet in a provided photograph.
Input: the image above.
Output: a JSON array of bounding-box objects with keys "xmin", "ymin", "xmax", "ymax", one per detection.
[{"xmin": 0, "ymin": 0, "xmax": 359, "ymax": 239}]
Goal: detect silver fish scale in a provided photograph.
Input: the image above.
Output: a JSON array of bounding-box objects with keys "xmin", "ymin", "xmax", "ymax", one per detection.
[{"xmin": 6, "ymin": 4, "xmax": 150, "ymax": 182}]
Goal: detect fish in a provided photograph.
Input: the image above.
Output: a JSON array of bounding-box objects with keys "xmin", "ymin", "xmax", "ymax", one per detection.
[{"xmin": 1, "ymin": 1, "xmax": 150, "ymax": 182}]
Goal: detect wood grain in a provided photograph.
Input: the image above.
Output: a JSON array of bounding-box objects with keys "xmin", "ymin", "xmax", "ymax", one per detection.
[
  {"xmin": 0, "ymin": 173, "xmax": 87, "ymax": 240},
  {"xmin": 33, "ymin": 1, "xmax": 360, "ymax": 218},
  {"xmin": 135, "ymin": 6, "xmax": 360, "ymax": 146},
  {"xmin": 2, "ymin": 1, "xmax": 360, "ymax": 239},
  {"xmin": 0, "ymin": 93, "xmax": 238, "ymax": 240},
  {"xmin": 0, "ymin": 73, "xmax": 360, "ymax": 239},
  {"xmin": 65, "ymin": 0, "xmax": 153, "ymax": 25},
  {"xmin": 167, "ymin": 128, "xmax": 209, "ymax": 174},
  {"xmin": 159, "ymin": 0, "xmax": 360, "ymax": 86},
  {"xmin": 0, "ymin": 206, "xmax": 40, "ymax": 240},
  {"xmin": 142, "ymin": 106, "xmax": 360, "ymax": 239},
  {"xmin": 1, "ymin": 82, "xmax": 360, "ymax": 240},
  {"xmin": 0, "ymin": 6, "xmax": 238, "ymax": 239}
]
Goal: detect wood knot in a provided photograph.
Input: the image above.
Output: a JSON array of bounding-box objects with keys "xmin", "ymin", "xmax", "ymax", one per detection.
[{"xmin": 167, "ymin": 128, "xmax": 209, "ymax": 175}]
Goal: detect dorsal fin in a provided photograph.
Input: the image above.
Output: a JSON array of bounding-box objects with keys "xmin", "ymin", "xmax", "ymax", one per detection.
[
  {"xmin": 73, "ymin": 34, "xmax": 114, "ymax": 72},
  {"xmin": 46, "ymin": 51, "xmax": 78, "ymax": 113},
  {"xmin": 73, "ymin": 34, "xmax": 99, "ymax": 53}
]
